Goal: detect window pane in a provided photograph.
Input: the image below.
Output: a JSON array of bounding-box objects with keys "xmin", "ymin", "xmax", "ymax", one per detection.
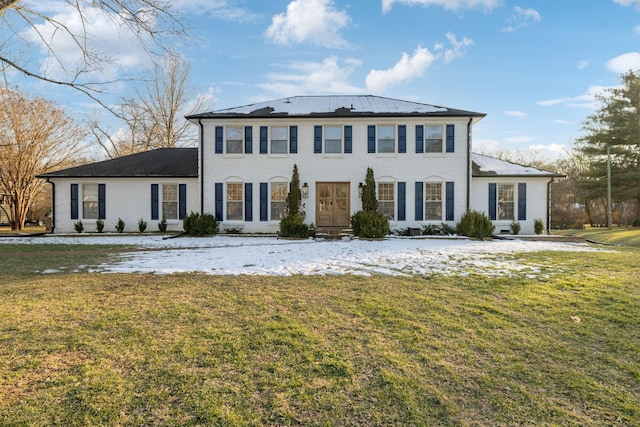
[
  {"xmin": 425, "ymin": 126, "xmax": 442, "ymax": 153},
  {"xmin": 162, "ymin": 184, "xmax": 178, "ymax": 219},
  {"xmin": 226, "ymin": 127, "xmax": 243, "ymax": 154},
  {"xmin": 425, "ymin": 182, "xmax": 442, "ymax": 220},
  {"xmin": 378, "ymin": 182, "xmax": 395, "ymax": 220},
  {"xmin": 227, "ymin": 183, "xmax": 243, "ymax": 220},
  {"xmin": 378, "ymin": 126, "xmax": 395, "ymax": 153},
  {"xmin": 324, "ymin": 127, "xmax": 342, "ymax": 153},
  {"xmin": 271, "ymin": 182, "xmax": 287, "ymax": 220},
  {"xmin": 82, "ymin": 184, "xmax": 98, "ymax": 219},
  {"xmin": 271, "ymin": 140, "xmax": 287, "ymax": 154},
  {"xmin": 498, "ymin": 184, "xmax": 514, "ymax": 220}
]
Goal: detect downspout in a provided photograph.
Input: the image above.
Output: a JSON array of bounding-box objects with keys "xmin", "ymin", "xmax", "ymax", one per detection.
[
  {"xmin": 46, "ymin": 178, "xmax": 55, "ymax": 233},
  {"xmin": 547, "ymin": 178, "xmax": 554, "ymax": 234},
  {"xmin": 466, "ymin": 117, "xmax": 473, "ymax": 212},
  {"xmin": 198, "ymin": 119, "xmax": 204, "ymax": 214}
]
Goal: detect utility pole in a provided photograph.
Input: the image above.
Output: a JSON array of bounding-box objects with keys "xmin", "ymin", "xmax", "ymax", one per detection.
[{"xmin": 607, "ymin": 145, "xmax": 612, "ymax": 229}]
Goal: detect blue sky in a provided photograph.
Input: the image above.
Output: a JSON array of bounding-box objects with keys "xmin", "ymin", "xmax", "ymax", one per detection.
[{"xmin": 7, "ymin": 0, "xmax": 640, "ymax": 159}]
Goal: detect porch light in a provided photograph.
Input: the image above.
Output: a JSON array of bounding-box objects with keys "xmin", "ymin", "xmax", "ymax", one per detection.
[
  {"xmin": 302, "ymin": 183, "xmax": 309, "ymax": 198},
  {"xmin": 358, "ymin": 182, "xmax": 363, "ymax": 197}
]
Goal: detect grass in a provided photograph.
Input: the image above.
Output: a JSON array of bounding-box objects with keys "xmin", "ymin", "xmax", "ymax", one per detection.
[
  {"xmin": 0, "ymin": 237, "xmax": 639, "ymax": 425},
  {"xmin": 553, "ymin": 226, "xmax": 640, "ymax": 248}
]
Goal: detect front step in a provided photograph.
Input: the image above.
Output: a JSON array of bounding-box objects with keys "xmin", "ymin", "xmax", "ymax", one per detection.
[{"xmin": 315, "ymin": 227, "xmax": 354, "ymax": 239}]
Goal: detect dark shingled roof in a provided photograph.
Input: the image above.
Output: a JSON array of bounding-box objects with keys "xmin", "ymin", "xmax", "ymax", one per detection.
[
  {"xmin": 38, "ymin": 148, "xmax": 198, "ymax": 178},
  {"xmin": 186, "ymin": 95, "xmax": 485, "ymax": 120}
]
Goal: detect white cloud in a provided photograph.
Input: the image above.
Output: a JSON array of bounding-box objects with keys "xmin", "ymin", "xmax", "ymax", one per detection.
[
  {"xmin": 502, "ymin": 6, "xmax": 541, "ymax": 32},
  {"xmin": 577, "ymin": 60, "xmax": 589, "ymax": 69},
  {"xmin": 505, "ymin": 135, "xmax": 536, "ymax": 144},
  {"xmin": 382, "ymin": 0, "xmax": 501, "ymax": 13},
  {"xmin": 259, "ymin": 56, "xmax": 365, "ymax": 96},
  {"xmin": 365, "ymin": 46, "xmax": 435, "ymax": 93},
  {"xmin": 554, "ymin": 119, "xmax": 573, "ymax": 125},
  {"xmin": 606, "ymin": 52, "xmax": 640, "ymax": 73},
  {"xmin": 537, "ymin": 85, "xmax": 609, "ymax": 109},
  {"xmin": 437, "ymin": 32, "xmax": 474, "ymax": 63},
  {"xmin": 21, "ymin": 3, "xmax": 153, "ymax": 82},
  {"xmin": 473, "ymin": 138, "xmax": 502, "ymax": 154},
  {"xmin": 527, "ymin": 143, "xmax": 569, "ymax": 159},
  {"xmin": 634, "ymin": 25, "xmax": 640, "ymax": 35},
  {"xmin": 171, "ymin": 0, "xmax": 260, "ymax": 22},
  {"xmin": 505, "ymin": 110, "xmax": 527, "ymax": 118},
  {"xmin": 265, "ymin": 0, "xmax": 352, "ymax": 48},
  {"xmin": 613, "ymin": 0, "xmax": 640, "ymax": 9}
]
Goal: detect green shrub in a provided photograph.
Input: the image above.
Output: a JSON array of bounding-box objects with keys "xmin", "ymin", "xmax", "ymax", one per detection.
[
  {"xmin": 115, "ymin": 218, "xmax": 125, "ymax": 233},
  {"xmin": 74, "ymin": 220, "xmax": 84, "ymax": 233},
  {"xmin": 534, "ymin": 219, "xmax": 544, "ymax": 234},
  {"xmin": 279, "ymin": 214, "xmax": 312, "ymax": 238},
  {"xmin": 422, "ymin": 224, "xmax": 442, "ymax": 235},
  {"xmin": 183, "ymin": 212, "xmax": 219, "ymax": 236},
  {"xmin": 456, "ymin": 210, "xmax": 495, "ymax": 240},
  {"xmin": 158, "ymin": 217, "xmax": 167, "ymax": 232},
  {"xmin": 510, "ymin": 220, "xmax": 521, "ymax": 235},
  {"xmin": 138, "ymin": 218, "xmax": 147, "ymax": 233},
  {"xmin": 351, "ymin": 210, "xmax": 389, "ymax": 239},
  {"xmin": 440, "ymin": 223, "xmax": 457, "ymax": 236},
  {"xmin": 95, "ymin": 219, "xmax": 104, "ymax": 233}
]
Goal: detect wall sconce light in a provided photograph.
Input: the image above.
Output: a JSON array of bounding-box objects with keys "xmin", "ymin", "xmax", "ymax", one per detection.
[
  {"xmin": 358, "ymin": 182, "xmax": 363, "ymax": 197},
  {"xmin": 302, "ymin": 183, "xmax": 309, "ymax": 198}
]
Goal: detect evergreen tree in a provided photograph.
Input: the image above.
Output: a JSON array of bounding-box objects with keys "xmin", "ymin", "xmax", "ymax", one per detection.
[
  {"xmin": 576, "ymin": 70, "xmax": 640, "ymax": 222},
  {"xmin": 361, "ymin": 167, "xmax": 378, "ymax": 212},
  {"xmin": 286, "ymin": 164, "xmax": 302, "ymax": 217}
]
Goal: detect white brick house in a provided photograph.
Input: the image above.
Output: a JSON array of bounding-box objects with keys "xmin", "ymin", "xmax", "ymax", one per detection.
[{"xmin": 41, "ymin": 96, "xmax": 561, "ymax": 234}]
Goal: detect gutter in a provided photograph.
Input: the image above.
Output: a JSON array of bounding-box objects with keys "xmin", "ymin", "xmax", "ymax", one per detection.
[
  {"xmin": 198, "ymin": 119, "xmax": 204, "ymax": 214},
  {"xmin": 466, "ymin": 117, "xmax": 473, "ymax": 212}
]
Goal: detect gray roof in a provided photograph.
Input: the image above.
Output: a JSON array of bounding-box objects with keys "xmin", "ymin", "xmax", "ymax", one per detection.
[
  {"xmin": 472, "ymin": 153, "xmax": 564, "ymax": 178},
  {"xmin": 186, "ymin": 95, "xmax": 485, "ymax": 120},
  {"xmin": 38, "ymin": 148, "xmax": 198, "ymax": 178}
]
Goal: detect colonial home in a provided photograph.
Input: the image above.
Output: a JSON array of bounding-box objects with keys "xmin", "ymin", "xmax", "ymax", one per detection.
[{"xmin": 40, "ymin": 95, "xmax": 562, "ymax": 234}]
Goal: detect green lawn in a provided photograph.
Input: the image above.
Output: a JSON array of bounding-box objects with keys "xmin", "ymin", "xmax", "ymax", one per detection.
[
  {"xmin": 553, "ymin": 226, "xmax": 640, "ymax": 248},
  {"xmin": 0, "ymin": 241, "xmax": 639, "ymax": 425}
]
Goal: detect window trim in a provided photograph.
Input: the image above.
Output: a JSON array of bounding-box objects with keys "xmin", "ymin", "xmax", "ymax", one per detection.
[{"xmin": 424, "ymin": 181, "xmax": 443, "ymax": 221}]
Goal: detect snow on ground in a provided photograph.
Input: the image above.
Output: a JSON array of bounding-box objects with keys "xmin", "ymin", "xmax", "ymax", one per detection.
[{"xmin": 1, "ymin": 234, "xmax": 608, "ymax": 277}]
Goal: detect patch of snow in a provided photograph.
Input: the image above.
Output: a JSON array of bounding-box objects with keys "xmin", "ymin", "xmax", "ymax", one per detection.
[{"xmin": 0, "ymin": 235, "xmax": 608, "ymax": 277}]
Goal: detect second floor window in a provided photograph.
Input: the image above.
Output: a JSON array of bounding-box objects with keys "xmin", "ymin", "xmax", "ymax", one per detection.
[
  {"xmin": 378, "ymin": 125, "xmax": 395, "ymax": 153},
  {"xmin": 324, "ymin": 126, "xmax": 342, "ymax": 153},
  {"xmin": 271, "ymin": 127, "xmax": 288, "ymax": 154},
  {"xmin": 226, "ymin": 127, "xmax": 243, "ymax": 154},
  {"xmin": 425, "ymin": 125, "xmax": 443, "ymax": 153}
]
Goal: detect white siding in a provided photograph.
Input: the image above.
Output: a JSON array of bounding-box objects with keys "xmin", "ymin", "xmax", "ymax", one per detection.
[{"xmin": 48, "ymin": 178, "xmax": 198, "ymax": 234}]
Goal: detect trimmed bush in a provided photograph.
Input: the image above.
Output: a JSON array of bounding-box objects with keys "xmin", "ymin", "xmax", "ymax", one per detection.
[
  {"xmin": 534, "ymin": 219, "xmax": 544, "ymax": 235},
  {"xmin": 95, "ymin": 219, "xmax": 104, "ymax": 233},
  {"xmin": 279, "ymin": 214, "xmax": 313, "ymax": 238},
  {"xmin": 183, "ymin": 212, "xmax": 219, "ymax": 236},
  {"xmin": 158, "ymin": 217, "xmax": 167, "ymax": 232},
  {"xmin": 138, "ymin": 218, "xmax": 147, "ymax": 233},
  {"xmin": 456, "ymin": 210, "xmax": 495, "ymax": 240},
  {"xmin": 74, "ymin": 220, "xmax": 84, "ymax": 233},
  {"xmin": 115, "ymin": 218, "xmax": 125, "ymax": 233},
  {"xmin": 510, "ymin": 220, "xmax": 521, "ymax": 235},
  {"xmin": 351, "ymin": 210, "xmax": 389, "ymax": 239}
]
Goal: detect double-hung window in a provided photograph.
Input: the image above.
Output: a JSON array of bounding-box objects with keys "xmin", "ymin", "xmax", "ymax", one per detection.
[
  {"xmin": 378, "ymin": 125, "xmax": 395, "ymax": 153},
  {"xmin": 270, "ymin": 127, "xmax": 288, "ymax": 154},
  {"xmin": 378, "ymin": 182, "xmax": 395, "ymax": 220},
  {"xmin": 425, "ymin": 182, "xmax": 442, "ymax": 221},
  {"xmin": 226, "ymin": 126, "xmax": 243, "ymax": 154},
  {"xmin": 498, "ymin": 184, "xmax": 514, "ymax": 220},
  {"xmin": 226, "ymin": 183, "xmax": 243, "ymax": 220},
  {"xmin": 82, "ymin": 184, "xmax": 98, "ymax": 219},
  {"xmin": 425, "ymin": 125, "xmax": 443, "ymax": 153},
  {"xmin": 270, "ymin": 182, "xmax": 287, "ymax": 220},
  {"xmin": 162, "ymin": 184, "xmax": 178, "ymax": 220},
  {"xmin": 324, "ymin": 126, "xmax": 342, "ymax": 153}
]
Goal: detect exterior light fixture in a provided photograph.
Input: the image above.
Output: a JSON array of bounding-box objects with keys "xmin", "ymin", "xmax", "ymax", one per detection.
[
  {"xmin": 302, "ymin": 183, "xmax": 309, "ymax": 198},
  {"xmin": 358, "ymin": 182, "xmax": 363, "ymax": 197}
]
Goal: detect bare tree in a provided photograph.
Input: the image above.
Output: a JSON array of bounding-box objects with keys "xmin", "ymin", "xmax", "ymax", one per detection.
[
  {"xmin": 93, "ymin": 54, "xmax": 210, "ymax": 158},
  {"xmin": 0, "ymin": 87, "xmax": 86, "ymax": 230},
  {"xmin": 0, "ymin": 1, "xmax": 186, "ymax": 111}
]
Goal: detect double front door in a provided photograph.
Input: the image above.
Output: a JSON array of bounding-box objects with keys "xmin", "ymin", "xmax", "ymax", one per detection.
[{"xmin": 316, "ymin": 182, "xmax": 350, "ymax": 227}]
